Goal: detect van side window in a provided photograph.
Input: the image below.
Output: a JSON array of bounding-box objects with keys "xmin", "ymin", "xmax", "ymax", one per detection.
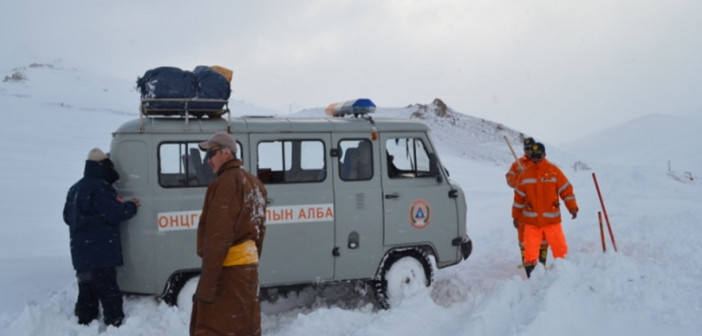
[
  {"xmin": 339, "ymin": 139, "xmax": 373, "ymax": 181},
  {"xmin": 158, "ymin": 141, "xmax": 240, "ymax": 188},
  {"xmin": 385, "ymin": 137, "xmax": 431, "ymax": 178},
  {"xmin": 257, "ymin": 139, "xmax": 325, "ymax": 184}
]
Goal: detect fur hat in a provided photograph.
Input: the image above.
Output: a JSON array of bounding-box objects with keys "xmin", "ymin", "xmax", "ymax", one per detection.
[
  {"xmin": 87, "ymin": 148, "xmax": 109, "ymax": 162},
  {"xmin": 199, "ymin": 131, "xmax": 237, "ymax": 153}
]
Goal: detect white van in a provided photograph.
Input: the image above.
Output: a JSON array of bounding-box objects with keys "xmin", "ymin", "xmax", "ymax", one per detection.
[{"xmin": 110, "ymin": 98, "xmax": 472, "ymax": 308}]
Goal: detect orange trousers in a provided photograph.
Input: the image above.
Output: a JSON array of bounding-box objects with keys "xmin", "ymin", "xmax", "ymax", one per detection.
[
  {"xmin": 523, "ymin": 223, "xmax": 567, "ymax": 265},
  {"xmin": 517, "ymin": 222, "xmax": 548, "ymax": 248}
]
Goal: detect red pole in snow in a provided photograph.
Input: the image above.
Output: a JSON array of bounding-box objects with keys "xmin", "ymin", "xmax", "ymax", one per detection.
[
  {"xmin": 592, "ymin": 173, "xmax": 618, "ymax": 252},
  {"xmin": 598, "ymin": 211, "xmax": 606, "ymax": 252}
]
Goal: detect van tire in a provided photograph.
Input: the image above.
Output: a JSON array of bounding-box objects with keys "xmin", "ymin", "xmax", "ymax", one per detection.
[
  {"xmin": 161, "ymin": 271, "xmax": 200, "ymax": 306},
  {"xmin": 374, "ymin": 248, "xmax": 433, "ymax": 309}
]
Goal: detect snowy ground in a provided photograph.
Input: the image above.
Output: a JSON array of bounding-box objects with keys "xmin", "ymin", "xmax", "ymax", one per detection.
[{"xmin": 1, "ymin": 64, "xmax": 701, "ymax": 335}]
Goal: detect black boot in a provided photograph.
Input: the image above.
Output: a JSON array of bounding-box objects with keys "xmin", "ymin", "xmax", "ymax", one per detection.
[
  {"xmin": 525, "ymin": 264, "xmax": 536, "ymax": 278},
  {"xmin": 105, "ymin": 316, "xmax": 123, "ymax": 328},
  {"xmin": 77, "ymin": 317, "xmax": 95, "ymax": 326}
]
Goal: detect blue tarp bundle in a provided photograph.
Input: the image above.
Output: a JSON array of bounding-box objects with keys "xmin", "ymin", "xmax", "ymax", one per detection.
[
  {"xmin": 136, "ymin": 66, "xmax": 230, "ymax": 112},
  {"xmin": 191, "ymin": 66, "xmax": 231, "ymax": 110}
]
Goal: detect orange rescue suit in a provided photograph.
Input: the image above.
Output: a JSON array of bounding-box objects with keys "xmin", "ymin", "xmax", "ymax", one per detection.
[
  {"xmin": 506, "ymin": 155, "xmax": 535, "ymax": 251},
  {"xmin": 505, "ymin": 155, "xmax": 532, "ymax": 188},
  {"xmin": 512, "ymin": 158, "xmax": 578, "ymax": 264}
]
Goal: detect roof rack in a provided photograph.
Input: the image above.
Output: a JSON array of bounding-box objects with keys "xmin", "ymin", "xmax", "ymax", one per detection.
[{"xmin": 138, "ymin": 98, "xmax": 232, "ymax": 133}]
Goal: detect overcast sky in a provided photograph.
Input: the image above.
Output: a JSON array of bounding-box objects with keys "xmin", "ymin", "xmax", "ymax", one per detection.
[{"xmin": 3, "ymin": 0, "xmax": 701, "ymax": 144}]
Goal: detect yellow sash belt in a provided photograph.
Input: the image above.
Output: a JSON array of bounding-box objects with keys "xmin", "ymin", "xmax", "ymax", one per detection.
[{"xmin": 222, "ymin": 240, "xmax": 258, "ymax": 266}]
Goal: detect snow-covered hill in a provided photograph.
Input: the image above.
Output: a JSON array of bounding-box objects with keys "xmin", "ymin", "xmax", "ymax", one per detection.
[
  {"xmin": 564, "ymin": 113, "xmax": 701, "ymax": 180},
  {"xmin": 1, "ymin": 64, "xmax": 700, "ymax": 335}
]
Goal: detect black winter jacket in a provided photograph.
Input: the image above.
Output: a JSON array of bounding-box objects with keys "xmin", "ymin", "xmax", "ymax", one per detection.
[{"xmin": 63, "ymin": 160, "xmax": 137, "ymax": 271}]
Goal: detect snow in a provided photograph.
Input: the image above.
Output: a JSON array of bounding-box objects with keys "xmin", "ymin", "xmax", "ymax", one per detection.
[{"xmin": 1, "ymin": 64, "xmax": 701, "ymax": 336}]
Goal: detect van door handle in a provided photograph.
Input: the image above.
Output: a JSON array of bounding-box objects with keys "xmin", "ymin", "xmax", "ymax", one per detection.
[
  {"xmin": 266, "ymin": 198, "xmax": 273, "ymax": 205},
  {"xmin": 384, "ymin": 193, "xmax": 399, "ymax": 199}
]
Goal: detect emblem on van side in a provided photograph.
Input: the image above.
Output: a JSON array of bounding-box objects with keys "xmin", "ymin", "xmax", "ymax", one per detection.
[{"xmin": 408, "ymin": 199, "xmax": 432, "ymax": 229}]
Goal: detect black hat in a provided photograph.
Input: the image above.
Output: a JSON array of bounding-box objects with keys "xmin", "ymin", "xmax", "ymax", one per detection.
[
  {"xmin": 523, "ymin": 137, "xmax": 535, "ymax": 149},
  {"xmin": 530, "ymin": 142, "xmax": 545, "ymax": 156}
]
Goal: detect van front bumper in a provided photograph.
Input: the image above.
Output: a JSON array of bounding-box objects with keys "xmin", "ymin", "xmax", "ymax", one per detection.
[{"xmin": 452, "ymin": 236, "xmax": 473, "ymax": 260}]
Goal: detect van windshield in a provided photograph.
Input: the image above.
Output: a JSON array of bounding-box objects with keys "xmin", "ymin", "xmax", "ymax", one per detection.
[{"xmin": 385, "ymin": 137, "xmax": 431, "ymax": 178}]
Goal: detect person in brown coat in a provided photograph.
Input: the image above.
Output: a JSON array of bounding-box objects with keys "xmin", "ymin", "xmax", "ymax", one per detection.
[{"xmin": 190, "ymin": 131, "xmax": 267, "ymax": 336}]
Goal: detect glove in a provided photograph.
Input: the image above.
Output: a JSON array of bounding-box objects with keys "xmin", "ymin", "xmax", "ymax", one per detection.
[
  {"xmin": 512, "ymin": 218, "xmax": 519, "ymax": 229},
  {"xmin": 570, "ymin": 208, "xmax": 578, "ymax": 219}
]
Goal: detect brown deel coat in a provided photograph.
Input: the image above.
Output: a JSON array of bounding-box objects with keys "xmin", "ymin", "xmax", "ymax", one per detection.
[{"xmin": 191, "ymin": 159, "xmax": 267, "ymax": 336}]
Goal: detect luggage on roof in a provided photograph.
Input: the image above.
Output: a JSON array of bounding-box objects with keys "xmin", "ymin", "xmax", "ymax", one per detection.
[
  {"xmin": 136, "ymin": 66, "xmax": 232, "ymax": 118},
  {"xmin": 211, "ymin": 65, "xmax": 233, "ymax": 82},
  {"xmin": 191, "ymin": 66, "xmax": 231, "ymax": 111}
]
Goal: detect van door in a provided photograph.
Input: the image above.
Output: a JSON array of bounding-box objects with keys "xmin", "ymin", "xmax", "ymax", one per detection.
[
  {"xmin": 331, "ymin": 135, "xmax": 384, "ymax": 280},
  {"xmin": 250, "ymin": 133, "xmax": 335, "ymax": 286},
  {"xmin": 149, "ymin": 138, "xmax": 237, "ymax": 293},
  {"xmin": 380, "ymin": 133, "xmax": 460, "ymax": 263}
]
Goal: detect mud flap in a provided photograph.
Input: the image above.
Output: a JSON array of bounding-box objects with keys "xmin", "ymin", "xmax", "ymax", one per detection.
[{"xmin": 452, "ymin": 237, "xmax": 473, "ymax": 260}]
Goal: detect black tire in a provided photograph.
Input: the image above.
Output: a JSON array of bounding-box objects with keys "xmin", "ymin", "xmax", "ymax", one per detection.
[
  {"xmin": 374, "ymin": 248, "xmax": 433, "ymax": 309},
  {"xmin": 161, "ymin": 271, "xmax": 199, "ymax": 306}
]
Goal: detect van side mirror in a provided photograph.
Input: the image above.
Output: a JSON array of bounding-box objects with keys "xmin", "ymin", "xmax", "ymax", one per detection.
[{"xmin": 428, "ymin": 153, "xmax": 443, "ymax": 183}]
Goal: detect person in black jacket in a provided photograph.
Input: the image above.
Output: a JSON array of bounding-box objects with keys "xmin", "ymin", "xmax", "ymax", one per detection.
[{"xmin": 63, "ymin": 148, "xmax": 140, "ymax": 327}]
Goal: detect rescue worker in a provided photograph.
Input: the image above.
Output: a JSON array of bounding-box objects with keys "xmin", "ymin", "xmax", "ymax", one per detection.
[
  {"xmin": 512, "ymin": 142, "xmax": 578, "ymax": 277},
  {"xmin": 190, "ymin": 131, "xmax": 267, "ymax": 336},
  {"xmin": 505, "ymin": 137, "xmax": 549, "ymax": 272},
  {"xmin": 63, "ymin": 148, "xmax": 141, "ymax": 327},
  {"xmin": 505, "ymin": 137, "xmax": 535, "ymax": 188}
]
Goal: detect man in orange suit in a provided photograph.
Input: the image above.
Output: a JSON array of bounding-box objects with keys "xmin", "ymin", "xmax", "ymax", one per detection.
[{"xmin": 512, "ymin": 142, "xmax": 578, "ymax": 277}]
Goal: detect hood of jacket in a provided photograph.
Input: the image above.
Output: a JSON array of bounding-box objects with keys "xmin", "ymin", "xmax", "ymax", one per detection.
[{"xmin": 83, "ymin": 160, "xmax": 119, "ymax": 184}]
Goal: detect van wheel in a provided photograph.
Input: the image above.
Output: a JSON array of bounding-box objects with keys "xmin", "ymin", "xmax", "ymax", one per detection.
[
  {"xmin": 374, "ymin": 248, "xmax": 433, "ymax": 309},
  {"xmin": 161, "ymin": 271, "xmax": 199, "ymax": 307},
  {"xmin": 175, "ymin": 276, "xmax": 199, "ymax": 312}
]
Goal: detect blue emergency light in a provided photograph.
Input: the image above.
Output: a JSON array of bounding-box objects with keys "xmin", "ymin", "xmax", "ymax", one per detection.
[{"xmin": 326, "ymin": 98, "xmax": 376, "ymax": 117}]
